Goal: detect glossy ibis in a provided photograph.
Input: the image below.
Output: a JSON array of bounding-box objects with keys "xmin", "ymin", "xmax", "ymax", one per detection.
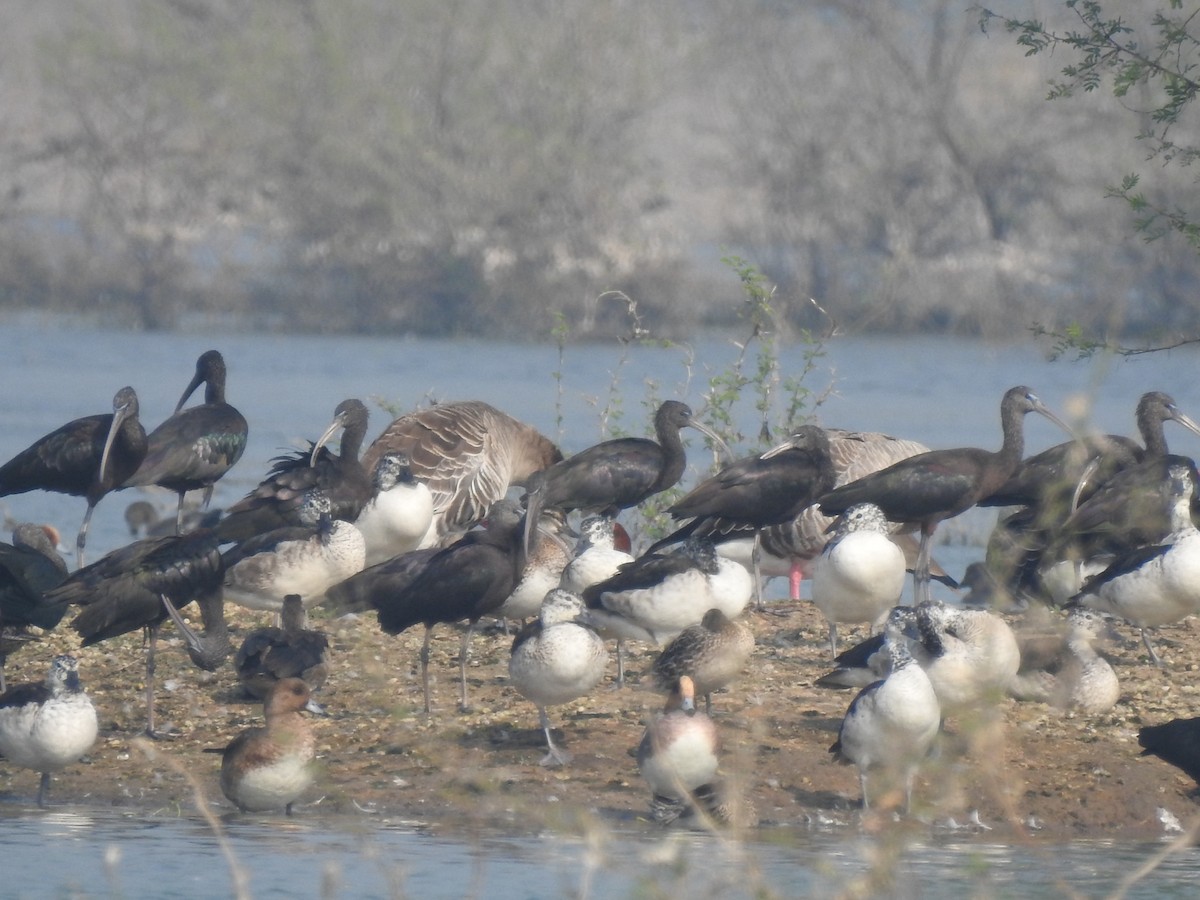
[
  {"xmin": 326, "ymin": 500, "xmax": 526, "ymax": 713},
  {"xmin": 222, "ymin": 490, "xmax": 366, "ymax": 613},
  {"xmin": 0, "ymin": 524, "xmax": 69, "ymax": 690},
  {"xmin": 0, "ymin": 654, "xmax": 98, "ymax": 807},
  {"xmin": 811, "ymin": 502, "xmax": 907, "ymax": 657},
  {"xmin": 646, "ymin": 425, "xmax": 836, "ymax": 608},
  {"xmin": 122, "ymin": 350, "xmax": 248, "ymax": 535},
  {"xmin": 0, "ymin": 386, "xmax": 147, "ymax": 568},
  {"xmin": 507, "ymin": 588, "xmax": 609, "ymax": 766},
  {"xmin": 355, "ymin": 453, "xmax": 434, "ymax": 566},
  {"xmin": 362, "ymin": 400, "xmax": 562, "ymax": 547},
  {"xmin": 214, "ymin": 399, "xmax": 371, "ymax": 544},
  {"xmin": 1138, "ymin": 717, "xmax": 1200, "ymax": 790},
  {"xmin": 233, "ymin": 594, "xmax": 331, "ymax": 699},
  {"xmin": 209, "ymin": 677, "xmax": 323, "ymax": 815},
  {"xmin": 819, "ymin": 386, "xmax": 1070, "ymax": 604},
  {"xmin": 830, "ymin": 635, "xmax": 940, "ymax": 814},
  {"xmin": 41, "ymin": 527, "xmax": 229, "ymax": 736},
  {"xmin": 649, "ymin": 608, "xmax": 755, "ymax": 714},
  {"xmin": 523, "ymin": 400, "xmax": 725, "ymax": 556},
  {"xmin": 1067, "ymin": 460, "xmax": 1200, "ymax": 667}
]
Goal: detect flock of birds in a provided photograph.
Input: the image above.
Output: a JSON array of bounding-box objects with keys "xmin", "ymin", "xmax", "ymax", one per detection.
[{"xmin": 2, "ymin": 351, "xmax": 1200, "ymax": 822}]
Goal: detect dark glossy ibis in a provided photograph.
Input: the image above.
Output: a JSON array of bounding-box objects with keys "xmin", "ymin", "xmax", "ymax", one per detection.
[
  {"xmin": 362, "ymin": 400, "xmax": 563, "ymax": 547},
  {"xmin": 122, "ymin": 350, "xmax": 248, "ymax": 534},
  {"xmin": 325, "ymin": 500, "xmax": 525, "ymax": 713},
  {"xmin": 983, "ymin": 391, "xmax": 1200, "ymax": 602},
  {"xmin": 355, "ymin": 452, "xmax": 434, "ymax": 566},
  {"xmin": 646, "ymin": 425, "xmax": 836, "ymax": 607},
  {"xmin": 0, "ymin": 386, "xmax": 147, "ymax": 569},
  {"xmin": 1067, "ymin": 460, "xmax": 1200, "ymax": 667},
  {"xmin": 0, "ymin": 523, "xmax": 69, "ymax": 690},
  {"xmin": 0, "ymin": 654, "xmax": 98, "ymax": 807},
  {"xmin": 818, "ymin": 386, "xmax": 1070, "ymax": 604},
  {"xmin": 214, "ymin": 399, "xmax": 371, "ymax": 544},
  {"xmin": 656, "ymin": 429, "xmax": 931, "ymax": 601},
  {"xmin": 507, "ymin": 588, "xmax": 609, "ymax": 766},
  {"xmin": 523, "ymin": 400, "xmax": 725, "ymax": 556},
  {"xmin": 1139, "ymin": 716, "xmax": 1200, "ymax": 790},
  {"xmin": 232, "ymin": 594, "xmax": 331, "ymax": 699},
  {"xmin": 41, "ymin": 528, "xmax": 229, "ymax": 736},
  {"xmin": 222, "ymin": 490, "xmax": 366, "ymax": 613}
]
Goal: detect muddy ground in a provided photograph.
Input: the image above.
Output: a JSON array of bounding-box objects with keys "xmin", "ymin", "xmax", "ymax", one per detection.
[{"xmin": 3, "ymin": 597, "xmax": 1200, "ymax": 844}]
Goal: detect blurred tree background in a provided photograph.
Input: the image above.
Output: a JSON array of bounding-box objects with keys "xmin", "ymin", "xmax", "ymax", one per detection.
[{"xmin": 0, "ymin": 0, "xmax": 1196, "ymax": 340}]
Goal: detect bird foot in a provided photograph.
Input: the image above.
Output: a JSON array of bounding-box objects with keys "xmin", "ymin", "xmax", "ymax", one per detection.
[{"xmin": 539, "ymin": 749, "xmax": 572, "ymax": 767}]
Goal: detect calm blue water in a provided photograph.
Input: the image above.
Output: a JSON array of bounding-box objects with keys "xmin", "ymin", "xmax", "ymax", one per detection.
[{"xmin": 4, "ymin": 319, "xmax": 1200, "ymax": 897}]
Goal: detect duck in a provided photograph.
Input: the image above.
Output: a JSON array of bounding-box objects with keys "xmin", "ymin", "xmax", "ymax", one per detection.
[
  {"xmin": 581, "ymin": 538, "xmax": 752, "ymax": 686},
  {"xmin": 636, "ymin": 675, "xmax": 720, "ymax": 824},
  {"xmin": 1008, "ymin": 607, "xmax": 1119, "ymax": 714},
  {"xmin": 507, "ymin": 589, "xmax": 609, "ymax": 766},
  {"xmin": 813, "ymin": 605, "xmax": 919, "ymax": 690},
  {"xmin": 354, "ymin": 453, "xmax": 435, "ymax": 566},
  {"xmin": 0, "ymin": 654, "xmax": 98, "ymax": 807},
  {"xmin": 914, "ymin": 600, "xmax": 1021, "ymax": 713},
  {"xmin": 559, "ymin": 515, "xmax": 635, "ymax": 596},
  {"xmin": 830, "ymin": 635, "xmax": 941, "ymax": 814},
  {"xmin": 1067, "ymin": 460, "xmax": 1200, "ymax": 667},
  {"xmin": 649, "ymin": 608, "xmax": 754, "ymax": 714},
  {"xmin": 810, "ymin": 502, "xmax": 907, "ymax": 657},
  {"xmin": 494, "ymin": 509, "xmax": 573, "ymax": 625},
  {"xmin": 234, "ymin": 594, "xmax": 331, "ymax": 699},
  {"xmin": 222, "ymin": 490, "xmax": 366, "ymax": 613},
  {"xmin": 210, "ymin": 677, "xmax": 324, "ymax": 815}
]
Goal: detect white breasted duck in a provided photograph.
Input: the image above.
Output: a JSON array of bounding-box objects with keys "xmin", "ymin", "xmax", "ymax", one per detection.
[
  {"xmin": 354, "ymin": 452, "xmax": 435, "ymax": 567},
  {"xmin": 1069, "ymin": 460, "xmax": 1200, "ymax": 667},
  {"xmin": 914, "ymin": 600, "xmax": 1020, "ymax": 712},
  {"xmin": 508, "ymin": 589, "xmax": 609, "ymax": 766},
  {"xmin": 1009, "ymin": 607, "xmax": 1119, "ymax": 714},
  {"xmin": 811, "ymin": 502, "xmax": 907, "ymax": 657},
  {"xmin": 495, "ymin": 509, "xmax": 573, "ymax": 623},
  {"xmin": 0, "ymin": 654, "xmax": 98, "ymax": 807},
  {"xmin": 636, "ymin": 675, "xmax": 720, "ymax": 824},
  {"xmin": 223, "ymin": 490, "xmax": 366, "ymax": 613},
  {"xmin": 559, "ymin": 515, "xmax": 635, "ymax": 595},
  {"xmin": 830, "ymin": 635, "xmax": 941, "ymax": 814},
  {"xmin": 211, "ymin": 677, "xmax": 324, "ymax": 815},
  {"xmin": 581, "ymin": 538, "xmax": 752, "ymax": 686}
]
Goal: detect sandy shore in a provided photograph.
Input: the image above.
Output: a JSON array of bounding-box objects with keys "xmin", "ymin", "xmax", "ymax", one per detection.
[{"xmin": 3, "ymin": 597, "xmax": 1200, "ymax": 842}]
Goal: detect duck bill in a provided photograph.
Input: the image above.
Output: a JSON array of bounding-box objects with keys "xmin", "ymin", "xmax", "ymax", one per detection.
[
  {"xmin": 310, "ymin": 415, "xmax": 346, "ymax": 467},
  {"xmin": 98, "ymin": 400, "xmax": 133, "ymax": 488},
  {"xmin": 173, "ymin": 371, "xmax": 205, "ymax": 415},
  {"xmin": 305, "ymin": 698, "xmax": 328, "ymax": 716}
]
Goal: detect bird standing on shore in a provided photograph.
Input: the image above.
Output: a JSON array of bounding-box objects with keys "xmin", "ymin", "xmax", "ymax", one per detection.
[
  {"xmin": 0, "ymin": 654, "xmax": 98, "ymax": 807},
  {"xmin": 0, "ymin": 386, "xmax": 147, "ymax": 568}
]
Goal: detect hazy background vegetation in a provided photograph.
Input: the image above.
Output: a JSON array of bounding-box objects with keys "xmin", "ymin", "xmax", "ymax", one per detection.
[{"xmin": 1, "ymin": 0, "xmax": 1196, "ymax": 341}]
